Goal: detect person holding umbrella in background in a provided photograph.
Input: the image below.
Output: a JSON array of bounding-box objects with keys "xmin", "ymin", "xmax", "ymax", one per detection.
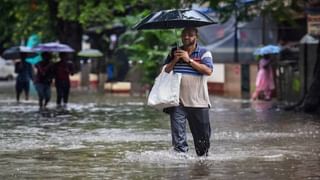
[
  {"xmin": 251, "ymin": 45, "xmax": 280, "ymax": 101},
  {"xmin": 2, "ymin": 46, "xmax": 36, "ymax": 103},
  {"xmin": 34, "ymin": 52, "xmax": 54, "ymax": 111},
  {"xmin": 14, "ymin": 52, "xmax": 33, "ymax": 103},
  {"xmin": 33, "ymin": 42, "xmax": 75, "ymax": 111},
  {"xmin": 54, "ymin": 52, "xmax": 74, "ymax": 109},
  {"xmin": 251, "ymin": 54, "xmax": 275, "ymax": 101}
]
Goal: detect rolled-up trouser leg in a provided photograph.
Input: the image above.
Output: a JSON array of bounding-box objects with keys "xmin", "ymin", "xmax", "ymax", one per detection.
[
  {"xmin": 169, "ymin": 105, "xmax": 188, "ymax": 153},
  {"xmin": 43, "ymin": 84, "xmax": 51, "ymax": 107},
  {"xmin": 186, "ymin": 107, "xmax": 211, "ymax": 156}
]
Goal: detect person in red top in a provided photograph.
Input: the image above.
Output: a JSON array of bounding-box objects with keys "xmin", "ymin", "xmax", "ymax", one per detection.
[
  {"xmin": 34, "ymin": 52, "xmax": 54, "ymax": 111},
  {"xmin": 54, "ymin": 52, "xmax": 74, "ymax": 109}
]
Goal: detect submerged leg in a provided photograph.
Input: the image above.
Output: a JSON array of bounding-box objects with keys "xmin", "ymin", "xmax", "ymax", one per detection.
[
  {"xmin": 169, "ymin": 105, "xmax": 188, "ymax": 153},
  {"xmin": 186, "ymin": 107, "xmax": 211, "ymax": 156}
]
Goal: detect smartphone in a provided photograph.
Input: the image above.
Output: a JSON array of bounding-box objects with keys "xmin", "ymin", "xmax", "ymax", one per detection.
[
  {"xmin": 175, "ymin": 42, "xmax": 181, "ymax": 50},
  {"xmin": 170, "ymin": 42, "xmax": 179, "ymax": 58}
]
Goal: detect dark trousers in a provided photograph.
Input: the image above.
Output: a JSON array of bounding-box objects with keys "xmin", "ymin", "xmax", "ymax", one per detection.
[
  {"xmin": 15, "ymin": 80, "xmax": 29, "ymax": 101},
  {"xmin": 55, "ymin": 80, "xmax": 70, "ymax": 105},
  {"xmin": 169, "ymin": 105, "xmax": 211, "ymax": 156},
  {"xmin": 35, "ymin": 83, "xmax": 51, "ymax": 108}
]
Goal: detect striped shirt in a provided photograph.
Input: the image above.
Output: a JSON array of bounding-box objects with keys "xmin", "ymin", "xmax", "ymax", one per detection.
[
  {"xmin": 164, "ymin": 44, "xmax": 213, "ymax": 75},
  {"xmin": 164, "ymin": 44, "xmax": 213, "ymax": 108}
]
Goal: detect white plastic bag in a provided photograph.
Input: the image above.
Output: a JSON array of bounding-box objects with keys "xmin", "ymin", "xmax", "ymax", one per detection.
[{"xmin": 147, "ymin": 68, "xmax": 181, "ymax": 110}]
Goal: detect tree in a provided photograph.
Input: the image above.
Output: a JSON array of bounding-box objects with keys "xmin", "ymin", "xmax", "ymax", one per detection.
[
  {"xmin": 0, "ymin": 0, "xmax": 148, "ymax": 50},
  {"xmin": 0, "ymin": 0, "xmax": 54, "ymax": 51},
  {"xmin": 119, "ymin": 20, "xmax": 179, "ymax": 83},
  {"xmin": 116, "ymin": 1, "xmax": 193, "ymax": 84},
  {"xmin": 0, "ymin": 0, "xmax": 187, "ymax": 84},
  {"xmin": 0, "ymin": 0, "xmax": 19, "ymax": 51}
]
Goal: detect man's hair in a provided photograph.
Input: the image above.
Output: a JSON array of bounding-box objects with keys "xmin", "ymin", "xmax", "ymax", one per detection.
[{"xmin": 182, "ymin": 27, "xmax": 198, "ymax": 35}]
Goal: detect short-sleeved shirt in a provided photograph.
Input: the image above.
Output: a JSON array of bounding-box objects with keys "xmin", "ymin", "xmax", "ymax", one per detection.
[{"xmin": 164, "ymin": 44, "xmax": 213, "ymax": 108}]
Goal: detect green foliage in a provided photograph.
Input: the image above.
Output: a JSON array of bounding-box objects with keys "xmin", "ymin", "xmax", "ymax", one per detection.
[
  {"xmin": 119, "ymin": 30, "xmax": 179, "ymax": 84},
  {"xmin": 0, "ymin": 0, "xmax": 183, "ymax": 84},
  {"xmin": 0, "ymin": 0, "xmax": 17, "ymax": 48},
  {"xmin": 57, "ymin": 0, "xmax": 81, "ymax": 21},
  {"xmin": 0, "ymin": 0, "xmax": 141, "ymax": 47},
  {"xmin": 118, "ymin": 11, "xmax": 179, "ymax": 84},
  {"xmin": 0, "ymin": 0, "xmax": 306, "ymax": 85},
  {"xmin": 0, "ymin": 0, "xmax": 53, "ymax": 47},
  {"xmin": 57, "ymin": 0, "xmax": 140, "ymax": 28}
]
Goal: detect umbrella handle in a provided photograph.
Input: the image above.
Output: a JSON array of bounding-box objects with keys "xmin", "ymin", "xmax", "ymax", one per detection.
[{"xmin": 177, "ymin": 10, "xmax": 183, "ymax": 19}]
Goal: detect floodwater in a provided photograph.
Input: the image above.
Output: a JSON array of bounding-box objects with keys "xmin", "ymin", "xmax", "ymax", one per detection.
[{"xmin": 0, "ymin": 82, "xmax": 319, "ymax": 179}]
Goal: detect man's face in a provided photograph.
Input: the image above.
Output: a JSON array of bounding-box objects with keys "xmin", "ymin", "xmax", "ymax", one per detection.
[{"xmin": 181, "ymin": 28, "xmax": 197, "ymax": 47}]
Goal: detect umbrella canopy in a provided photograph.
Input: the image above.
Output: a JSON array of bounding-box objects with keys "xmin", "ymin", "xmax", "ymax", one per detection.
[
  {"xmin": 132, "ymin": 9, "xmax": 217, "ymax": 30},
  {"xmin": 254, "ymin": 45, "xmax": 281, "ymax": 56},
  {"xmin": 26, "ymin": 34, "xmax": 42, "ymax": 65},
  {"xmin": 33, "ymin": 42, "xmax": 75, "ymax": 52},
  {"xmin": 2, "ymin": 46, "xmax": 36, "ymax": 60},
  {"xmin": 77, "ymin": 49, "xmax": 103, "ymax": 58}
]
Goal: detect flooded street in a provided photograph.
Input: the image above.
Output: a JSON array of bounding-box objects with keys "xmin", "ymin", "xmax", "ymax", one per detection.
[{"xmin": 0, "ymin": 82, "xmax": 319, "ymax": 179}]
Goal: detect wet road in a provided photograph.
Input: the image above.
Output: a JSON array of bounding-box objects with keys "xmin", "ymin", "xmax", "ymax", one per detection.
[{"xmin": 0, "ymin": 85, "xmax": 319, "ymax": 179}]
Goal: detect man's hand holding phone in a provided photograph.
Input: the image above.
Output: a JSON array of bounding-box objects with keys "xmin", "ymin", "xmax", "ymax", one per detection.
[{"xmin": 174, "ymin": 49, "xmax": 189, "ymax": 63}]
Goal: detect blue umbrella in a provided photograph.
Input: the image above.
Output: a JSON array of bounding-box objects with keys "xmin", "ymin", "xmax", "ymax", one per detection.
[{"xmin": 253, "ymin": 45, "xmax": 281, "ymax": 56}]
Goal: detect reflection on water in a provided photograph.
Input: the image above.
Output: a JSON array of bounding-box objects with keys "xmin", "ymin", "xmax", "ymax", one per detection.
[{"xmin": 0, "ymin": 91, "xmax": 319, "ymax": 179}]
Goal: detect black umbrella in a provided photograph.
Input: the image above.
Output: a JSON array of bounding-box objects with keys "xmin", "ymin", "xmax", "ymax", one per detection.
[
  {"xmin": 2, "ymin": 46, "xmax": 36, "ymax": 60},
  {"xmin": 132, "ymin": 9, "xmax": 217, "ymax": 30}
]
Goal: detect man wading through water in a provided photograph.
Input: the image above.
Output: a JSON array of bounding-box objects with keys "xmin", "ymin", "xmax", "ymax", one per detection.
[{"xmin": 164, "ymin": 27, "xmax": 213, "ymax": 156}]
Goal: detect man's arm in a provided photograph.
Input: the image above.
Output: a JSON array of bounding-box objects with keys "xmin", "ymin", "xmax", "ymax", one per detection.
[
  {"xmin": 174, "ymin": 49, "xmax": 213, "ymax": 75},
  {"xmin": 188, "ymin": 59, "xmax": 212, "ymax": 76},
  {"xmin": 164, "ymin": 48, "xmax": 180, "ymax": 73},
  {"xmin": 164, "ymin": 57, "xmax": 180, "ymax": 73}
]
